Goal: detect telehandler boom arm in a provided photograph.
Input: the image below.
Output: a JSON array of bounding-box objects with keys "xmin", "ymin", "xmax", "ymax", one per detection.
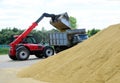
[{"xmin": 10, "ymin": 13, "xmax": 56, "ymax": 47}]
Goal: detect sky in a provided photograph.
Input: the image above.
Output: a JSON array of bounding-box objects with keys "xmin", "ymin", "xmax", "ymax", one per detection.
[{"xmin": 0, "ymin": 0, "xmax": 120, "ymax": 31}]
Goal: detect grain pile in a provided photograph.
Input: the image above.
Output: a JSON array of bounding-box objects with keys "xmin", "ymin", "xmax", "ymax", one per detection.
[{"xmin": 18, "ymin": 24, "xmax": 120, "ymax": 83}]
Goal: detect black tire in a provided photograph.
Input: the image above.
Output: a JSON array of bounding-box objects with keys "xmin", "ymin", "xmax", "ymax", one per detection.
[
  {"xmin": 43, "ymin": 46, "xmax": 54, "ymax": 58},
  {"xmin": 16, "ymin": 46, "xmax": 30, "ymax": 60},
  {"xmin": 8, "ymin": 54, "xmax": 17, "ymax": 60},
  {"xmin": 54, "ymin": 46, "xmax": 68, "ymax": 53},
  {"xmin": 35, "ymin": 53, "xmax": 43, "ymax": 58},
  {"xmin": 55, "ymin": 47, "xmax": 61, "ymax": 53}
]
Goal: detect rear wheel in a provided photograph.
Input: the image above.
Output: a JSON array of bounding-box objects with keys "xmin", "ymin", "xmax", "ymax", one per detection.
[
  {"xmin": 16, "ymin": 46, "xmax": 30, "ymax": 60},
  {"xmin": 43, "ymin": 46, "xmax": 54, "ymax": 58},
  {"xmin": 54, "ymin": 46, "xmax": 68, "ymax": 53},
  {"xmin": 55, "ymin": 47, "xmax": 61, "ymax": 53}
]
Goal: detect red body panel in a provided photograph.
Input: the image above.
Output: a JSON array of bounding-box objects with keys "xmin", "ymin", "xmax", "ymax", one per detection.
[
  {"xmin": 9, "ymin": 47, "xmax": 16, "ymax": 56},
  {"xmin": 9, "ymin": 22, "xmax": 38, "ymax": 47},
  {"xmin": 23, "ymin": 44, "xmax": 44, "ymax": 51},
  {"xmin": 9, "ymin": 22, "xmax": 38, "ymax": 56},
  {"xmin": 9, "ymin": 44, "xmax": 45, "ymax": 56}
]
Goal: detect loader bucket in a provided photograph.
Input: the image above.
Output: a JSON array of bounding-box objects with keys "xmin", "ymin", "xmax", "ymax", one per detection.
[{"xmin": 50, "ymin": 12, "xmax": 71, "ymax": 32}]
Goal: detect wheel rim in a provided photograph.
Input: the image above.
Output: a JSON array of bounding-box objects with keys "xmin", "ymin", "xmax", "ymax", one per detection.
[
  {"xmin": 46, "ymin": 48, "xmax": 53, "ymax": 57},
  {"xmin": 19, "ymin": 51, "xmax": 28, "ymax": 59}
]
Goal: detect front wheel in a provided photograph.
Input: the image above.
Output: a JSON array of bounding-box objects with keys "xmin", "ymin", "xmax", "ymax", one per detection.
[
  {"xmin": 16, "ymin": 46, "xmax": 30, "ymax": 60},
  {"xmin": 43, "ymin": 46, "xmax": 54, "ymax": 58}
]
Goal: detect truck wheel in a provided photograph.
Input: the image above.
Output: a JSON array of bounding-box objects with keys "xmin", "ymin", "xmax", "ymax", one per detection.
[
  {"xmin": 55, "ymin": 47, "xmax": 61, "ymax": 53},
  {"xmin": 43, "ymin": 46, "xmax": 54, "ymax": 58},
  {"xmin": 35, "ymin": 53, "xmax": 43, "ymax": 58},
  {"xmin": 8, "ymin": 54, "xmax": 17, "ymax": 60},
  {"xmin": 16, "ymin": 46, "xmax": 30, "ymax": 60}
]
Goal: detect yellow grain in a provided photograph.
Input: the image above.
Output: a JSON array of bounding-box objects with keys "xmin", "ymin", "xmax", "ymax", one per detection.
[{"xmin": 18, "ymin": 23, "xmax": 120, "ymax": 83}]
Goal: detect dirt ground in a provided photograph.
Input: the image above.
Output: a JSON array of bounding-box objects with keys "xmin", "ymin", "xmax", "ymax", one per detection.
[
  {"xmin": 0, "ymin": 68, "xmax": 49, "ymax": 83},
  {"xmin": 0, "ymin": 55, "xmax": 48, "ymax": 83},
  {"xmin": 0, "ymin": 68, "xmax": 41, "ymax": 83}
]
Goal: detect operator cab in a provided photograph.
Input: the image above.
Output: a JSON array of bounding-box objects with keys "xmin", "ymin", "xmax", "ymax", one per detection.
[
  {"xmin": 79, "ymin": 34, "xmax": 88, "ymax": 40},
  {"xmin": 12, "ymin": 35, "xmax": 37, "ymax": 44},
  {"xmin": 72, "ymin": 34, "xmax": 88, "ymax": 45},
  {"xmin": 22, "ymin": 36, "xmax": 37, "ymax": 44}
]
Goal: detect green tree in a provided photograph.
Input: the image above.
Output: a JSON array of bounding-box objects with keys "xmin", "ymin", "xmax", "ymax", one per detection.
[
  {"xmin": 69, "ymin": 16, "xmax": 77, "ymax": 29},
  {"xmin": 87, "ymin": 28, "xmax": 100, "ymax": 37},
  {"xmin": 48, "ymin": 29, "xmax": 59, "ymax": 33},
  {"xmin": 0, "ymin": 28, "xmax": 23, "ymax": 44},
  {"xmin": 41, "ymin": 27, "xmax": 47, "ymax": 32},
  {"xmin": 12, "ymin": 27, "xmax": 19, "ymax": 32},
  {"xmin": 0, "ymin": 27, "xmax": 61, "ymax": 44}
]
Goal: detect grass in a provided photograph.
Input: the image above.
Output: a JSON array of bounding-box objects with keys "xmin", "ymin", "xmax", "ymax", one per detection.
[{"xmin": 0, "ymin": 48, "xmax": 9, "ymax": 55}]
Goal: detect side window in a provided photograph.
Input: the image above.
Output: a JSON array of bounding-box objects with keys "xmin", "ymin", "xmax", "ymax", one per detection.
[
  {"xmin": 73, "ymin": 36, "xmax": 78, "ymax": 41},
  {"xmin": 31, "ymin": 37, "xmax": 37, "ymax": 44},
  {"xmin": 22, "ymin": 37, "xmax": 37, "ymax": 44},
  {"xmin": 79, "ymin": 35, "xmax": 88, "ymax": 40},
  {"xmin": 26, "ymin": 38, "xmax": 33, "ymax": 43}
]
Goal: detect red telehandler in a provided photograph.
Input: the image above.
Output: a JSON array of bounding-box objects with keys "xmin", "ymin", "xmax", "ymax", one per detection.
[{"xmin": 9, "ymin": 13, "xmax": 62, "ymax": 60}]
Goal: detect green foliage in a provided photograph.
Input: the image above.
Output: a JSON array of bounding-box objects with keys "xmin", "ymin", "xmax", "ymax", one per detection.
[
  {"xmin": 41, "ymin": 27, "xmax": 47, "ymax": 32},
  {"xmin": 0, "ymin": 27, "xmax": 59, "ymax": 44},
  {"xmin": 0, "ymin": 48, "xmax": 9, "ymax": 55},
  {"xmin": 0, "ymin": 28, "xmax": 23, "ymax": 44},
  {"xmin": 47, "ymin": 29, "xmax": 59, "ymax": 33},
  {"xmin": 0, "ymin": 27, "xmax": 100, "ymax": 45},
  {"xmin": 69, "ymin": 16, "xmax": 77, "ymax": 29},
  {"xmin": 87, "ymin": 28, "xmax": 100, "ymax": 37}
]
